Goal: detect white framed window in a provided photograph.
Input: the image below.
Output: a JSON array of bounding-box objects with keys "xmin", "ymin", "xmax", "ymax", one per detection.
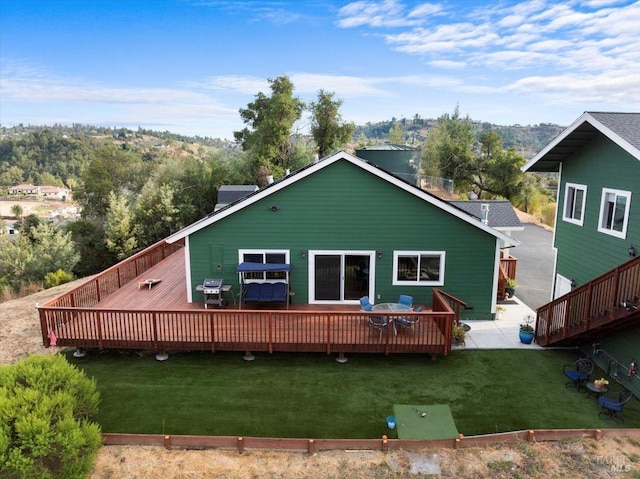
[
  {"xmin": 238, "ymin": 249, "xmax": 290, "ymax": 281},
  {"xmin": 393, "ymin": 251, "xmax": 445, "ymax": 286},
  {"xmin": 598, "ymin": 188, "xmax": 631, "ymax": 239},
  {"xmin": 562, "ymin": 183, "xmax": 587, "ymax": 226}
]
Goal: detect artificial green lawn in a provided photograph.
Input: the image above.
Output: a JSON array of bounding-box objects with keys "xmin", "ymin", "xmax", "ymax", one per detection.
[{"xmin": 66, "ymin": 349, "xmax": 640, "ymax": 438}]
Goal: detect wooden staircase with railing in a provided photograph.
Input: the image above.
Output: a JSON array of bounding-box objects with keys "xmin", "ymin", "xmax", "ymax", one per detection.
[{"xmin": 535, "ymin": 256, "xmax": 640, "ymax": 347}]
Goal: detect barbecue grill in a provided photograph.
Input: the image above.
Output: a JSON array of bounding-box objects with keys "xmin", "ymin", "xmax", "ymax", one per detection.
[{"xmin": 202, "ymin": 278, "xmax": 226, "ymax": 309}]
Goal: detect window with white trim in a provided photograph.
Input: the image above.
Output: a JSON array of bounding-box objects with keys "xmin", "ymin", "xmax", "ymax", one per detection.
[
  {"xmin": 238, "ymin": 249, "xmax": 289, "ymax": 281},
  {"xmin": 393, "ymin": 251, "xmax": 445, "ymax": 286},
  {"xmin": 562, "ymin": 183, "xmax": 587, "ymax": 226},
  {"xmin": 598, "ymin": 188, "xmax": 631, "ymax": 238}
]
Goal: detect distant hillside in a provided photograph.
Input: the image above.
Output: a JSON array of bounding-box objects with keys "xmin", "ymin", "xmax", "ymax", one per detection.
[{"xmin": 353, "ymin": 117, "xmax": 566, "ymax": 158}]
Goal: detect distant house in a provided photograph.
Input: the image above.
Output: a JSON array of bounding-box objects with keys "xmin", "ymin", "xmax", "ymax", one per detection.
[
  {"xmin": 522, "ymin": 112, "xmax": 640, "ymax": 393},
  {"xmin": 214, "ymin": 185, "xmax": 258, "ymax": 211},
  {"xmin": 1, "ymin": 223, "xmax": 19, "ymax": 237},
  {"xmin": 40, "ymin": 186, "xmax": 68, "ymax": 200},
  {"xmin": 167, "ymin": 151, "xmax": 519, "ymax": 318},
  {"xmin": 8, "ymin": 184, "xmax": 40, "ymax": 196}
]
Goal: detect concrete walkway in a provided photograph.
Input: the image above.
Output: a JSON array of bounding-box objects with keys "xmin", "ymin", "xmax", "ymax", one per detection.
[{"xmin": 455, "ymin": 295, "xmax": 543, "ymax": 349}]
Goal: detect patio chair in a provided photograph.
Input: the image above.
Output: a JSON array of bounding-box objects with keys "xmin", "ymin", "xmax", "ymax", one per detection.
[
  {"xmin": 398, "ymin": 294, "xmax": 413, "ymax": 308},
  {"xmin": 598, "ymin": 389, "xmax": 633, "ymax": 423},
  {"xmin": 395, "ymin": 306, "xmax": 423, "ymax": 330},
  {"xmin": 359, "ymin": 296, "xmax": 373, "ymax": 311},
  {"xmin": 367, "ymin": 315, "xmax": 389, "ymax": 339},
  {"xmin": 563, "ymin": 358, "xmax": 594, "ymax": 390}
]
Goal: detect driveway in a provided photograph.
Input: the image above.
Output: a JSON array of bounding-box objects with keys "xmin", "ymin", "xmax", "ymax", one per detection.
[{"xmin": 510, "ymin": 223, "xmax": 555, "ymax": 310}]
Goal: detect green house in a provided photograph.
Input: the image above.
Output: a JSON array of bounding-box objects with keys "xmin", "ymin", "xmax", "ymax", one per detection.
[
  {"xmin": 523, "ymin": 112, "xmax": 640, "ymax": 375},
  {"xmin": 167, "ymin": 151, "xmax": 518, "ymax": 319},
  {"xmin": 522, "ymin": 112, "xmax": 639, "ymax": 298}
]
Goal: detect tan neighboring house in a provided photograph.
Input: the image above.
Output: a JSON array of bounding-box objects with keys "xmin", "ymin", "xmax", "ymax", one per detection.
[
  {"xmin": 8, "ymin": 184, "xmax": 68, "ymax": 199},
  {"xmin": 8, "ymin": 184, "xmax": 41, "ymax": 195}
]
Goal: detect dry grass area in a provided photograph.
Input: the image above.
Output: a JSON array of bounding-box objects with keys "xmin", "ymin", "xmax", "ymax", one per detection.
[
  {"xmin": 3, "ymin": 279, "xmax": 639, "ymax": 478},
  {"xmin": 90, "ymin": 439, "xmax": 640, "ymax": 478}
]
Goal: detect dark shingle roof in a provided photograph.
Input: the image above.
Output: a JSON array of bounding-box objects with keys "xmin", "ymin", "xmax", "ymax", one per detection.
[
  {"xmin": 449, "ymin": 200, "xmax": 523, "ymax": 229},
  {"xmin": 216, "ymin": 185, "xmax": 258, "ymax": 206},
  {"xmin": 589, "ymin": 112, "xmax": 640, "ymax": 151}
]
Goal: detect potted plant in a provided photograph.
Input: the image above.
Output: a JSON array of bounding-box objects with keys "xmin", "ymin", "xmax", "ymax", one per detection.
[
  {"xmin": 452, "ymin": 324, "xmax": 466, "ymax": 345},
  {"xmin": 505, "ymin": 278, "xmax": 517, "ymax": 298},
  {"xmin": 495, "ymin": 305, "xmax": 506, "ymax": 319},
  {"xmin": 593, "ymin": 378, "xmax": 609, "ymax": 389},
  {"xmin": 519, "ymin": 313, "xmax": 535, "ymax": 344}
]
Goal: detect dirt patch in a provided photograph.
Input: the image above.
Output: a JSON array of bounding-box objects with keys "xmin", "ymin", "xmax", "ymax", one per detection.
[{"xmin": 2, "ymin": 283, "xmax": 639, "ymax": 478}]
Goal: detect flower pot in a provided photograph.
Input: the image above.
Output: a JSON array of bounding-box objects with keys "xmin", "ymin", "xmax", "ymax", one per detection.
[
  {"xmin": 519, "ymin": 329, "xmax": 534, "ymax": 344},
  {"xmin": 506, "ymin": 287, "xmax": 515, "ymax": 298}
]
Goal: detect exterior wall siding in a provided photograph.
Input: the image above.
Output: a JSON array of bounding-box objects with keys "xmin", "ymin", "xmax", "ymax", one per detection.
[
  {"xmin": 555, "ymin": 135, "xmax": 639, "ymax": 287},
  {"xmin": 189, "ymin": 160, "xmax": 498, "ymax": 317}
]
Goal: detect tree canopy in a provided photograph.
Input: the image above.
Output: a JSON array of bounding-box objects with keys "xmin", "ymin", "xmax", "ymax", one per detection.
[
  {"xmin": 309, "ymin": 90, "xmax": 355, "ymax": 158},
  {"xmin": 234, "ymin": 76, "xmax": 306, "ymax": 183}
]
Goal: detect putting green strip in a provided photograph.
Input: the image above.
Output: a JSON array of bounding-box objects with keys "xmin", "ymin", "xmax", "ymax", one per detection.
[{"xmin": 393, "ymin": 404, "xmax": 459, "ymax": 440}]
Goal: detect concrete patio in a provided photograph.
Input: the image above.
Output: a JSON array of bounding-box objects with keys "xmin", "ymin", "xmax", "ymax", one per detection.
[{"xmin": 456, "ymin": 296, "xmax": 543, "ymax": 349}]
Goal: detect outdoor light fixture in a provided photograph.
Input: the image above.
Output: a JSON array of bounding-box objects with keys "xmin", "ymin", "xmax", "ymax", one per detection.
[
  {"xmin": 570, "ymin": 278, "xmax": 576, "ymax": 288},
  {"xmin": 629, "ymin": 245, "xmax": 636, "ymax": 257},
  {"xmin": 269, "ymin": 205, "xmax": 280, "ymax": 212},
  {"xmin": 301, "ymin": 250, "xmax": 307, "ymax": 259},
  {"xmin": 377, "ymin": 251, "xmax": 384, "ymax": 259}
]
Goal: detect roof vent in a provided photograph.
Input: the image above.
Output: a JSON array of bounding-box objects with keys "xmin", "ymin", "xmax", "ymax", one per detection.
[{"xmin": 481, "ymin": 203, "xmax": 490, "ymax": 225}]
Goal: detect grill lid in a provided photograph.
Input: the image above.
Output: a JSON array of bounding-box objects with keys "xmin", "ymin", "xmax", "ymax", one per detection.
[{"xmin": 203, "ymin": 278, "xmax": 223, "ymax": 288}]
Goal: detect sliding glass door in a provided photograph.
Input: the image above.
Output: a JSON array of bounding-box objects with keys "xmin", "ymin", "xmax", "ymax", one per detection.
[{"xmin": 309, "ymin": 251, "xmax": 375, "ymax": 303}]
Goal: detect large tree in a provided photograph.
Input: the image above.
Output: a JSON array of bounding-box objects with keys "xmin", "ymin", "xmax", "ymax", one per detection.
[
  {"xmin": 421, "ymin": 106, "xmax": 475, "ymax": 190},
  {"xmin": 473, "ymin": 131, "xmax": 526, "ymax": 200},
  {"xmin": 309, "ymin": 90, "xmax": 355, "ymax": 158},
  {"xmin": 234, "ymin": 76, "xmax": 305, "ymax": 183},
  {"xmin": 105, "ymin": 192, "xmax": 140, "ymax": 260},
  {"xmin": 74, "ymin": 144, "xmax": 143, "ymax": 219},
  {"xmin": 0, "ymin": 222, "xmax": 80, "ymax": 289}
]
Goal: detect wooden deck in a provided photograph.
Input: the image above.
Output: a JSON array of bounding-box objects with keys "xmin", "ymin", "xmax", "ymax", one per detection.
[{"xmin": 38, "ymin": 241, "xmax": 459, "ymax": 359}]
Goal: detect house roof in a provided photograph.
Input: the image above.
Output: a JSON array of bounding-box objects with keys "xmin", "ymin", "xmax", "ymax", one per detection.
[
  {"xmin": 215, "ymin": 185, "xmax": 258, "ymax": 210},
  {"xmin": 356, "ymin": 144, "xmax": 421, "ymax": 151},
  {"xmin": 448, "ymin": 200, "xmax": 523, "ymax": 231},
  {"xmin": 522, "ymin": 112, "xmax": 640, "ymax": 172},
  {"xmin": 166, "ymin": 151, "xmax": 519, "ymax": 247}
]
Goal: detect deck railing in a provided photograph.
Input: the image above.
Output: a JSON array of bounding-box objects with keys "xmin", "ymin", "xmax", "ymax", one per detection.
[
  {"xmin": 535, "ymin": 256, "xmax": 640, "ymax": 346},
  {"xmin": 39, "ymin": 289, "xmax": 457, "ymax": 359},
  {"xmin": 39, "ymin": 308, "xmax": 453, "ymax": 358},
  {"xmin": 40, "ymin": 240, "xmax": 183, "ymax": 310}
]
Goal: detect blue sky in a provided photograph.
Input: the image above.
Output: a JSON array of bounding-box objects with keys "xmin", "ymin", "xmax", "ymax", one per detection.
[{"xmin": 1, "ymin": 0, "xmax": 638, "ymax": 139}]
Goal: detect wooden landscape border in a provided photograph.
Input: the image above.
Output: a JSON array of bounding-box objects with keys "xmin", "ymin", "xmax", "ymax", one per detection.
[{"xmin": 102, "ymin": 428, "xmax": 640, "ymax": 454}]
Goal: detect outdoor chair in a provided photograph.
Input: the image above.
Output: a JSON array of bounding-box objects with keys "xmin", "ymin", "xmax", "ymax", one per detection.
[
  {"xmin": 563, "ymin": 358, "xmax": 594, "ymax": 390},
  {"xmin": 359, "ymin": 296, "xmax": 373, "ymax": 311},
  {"xmin": 367, "ymin": 315, "xmax": 389, "ymax": 339},
  {"xmin": 598, "ymin": 389, "xmax": 633, "ymax": 423},
  {"xmin": 395, "ymin": 306, "xmax": 423, "ymax": 330},
  {"xmin": 398, "ymin": 294, "xmax": 413, "ymax": 308}
]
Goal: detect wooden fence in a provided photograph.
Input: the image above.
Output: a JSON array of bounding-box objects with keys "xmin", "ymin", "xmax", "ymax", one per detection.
[{"xmin": 102, "ymin": 428, "xmax": 640, "ymax": 454}]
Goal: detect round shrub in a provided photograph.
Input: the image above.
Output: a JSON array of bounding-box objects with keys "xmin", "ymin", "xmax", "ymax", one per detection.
[{"xmin": 0, "ymin": 354, "xmax": 101, "ymax": 479}]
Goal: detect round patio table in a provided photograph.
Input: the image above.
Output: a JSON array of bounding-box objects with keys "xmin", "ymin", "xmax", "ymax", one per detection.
[
  {"xmin": 585, "ymin": 381, "xmax": 608, "ymax": 399},
  {"xmin": 372, "ymin": 303, "xmax": 412, "ymax": 311}
]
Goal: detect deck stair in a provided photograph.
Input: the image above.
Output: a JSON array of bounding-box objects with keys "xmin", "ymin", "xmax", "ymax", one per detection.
[{"xmin": 535, "ymin": 256, "xmax": 640, "ymax": 348}]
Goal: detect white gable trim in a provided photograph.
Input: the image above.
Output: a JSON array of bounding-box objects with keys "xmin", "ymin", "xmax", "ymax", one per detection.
[
  {"xmin": 166, "ymin": 151, "xmax": 519, "ymax": 247},
  {"xmin": 522, "ymin": 112, "xmax": 640, "ymax": 172}
]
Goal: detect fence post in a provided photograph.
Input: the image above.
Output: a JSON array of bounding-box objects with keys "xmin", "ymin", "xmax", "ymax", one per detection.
[
  {"xmin": 307, "ymin": 439, "xmax": 315, "ymax": 455},
  {"xmin": 164, "ymin": 435, "xmax": 171, "ymax": 449},
  {"xmin": 527, "ymin": 430, "xmax": 535, "ymax": 442},
  {"xmin": 237, "ymin": 436, "xmax": 244, "ymax": 454},
  {"xmin": 381, "ymin": 435, "xmax": 388, "ymax": 452}
]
